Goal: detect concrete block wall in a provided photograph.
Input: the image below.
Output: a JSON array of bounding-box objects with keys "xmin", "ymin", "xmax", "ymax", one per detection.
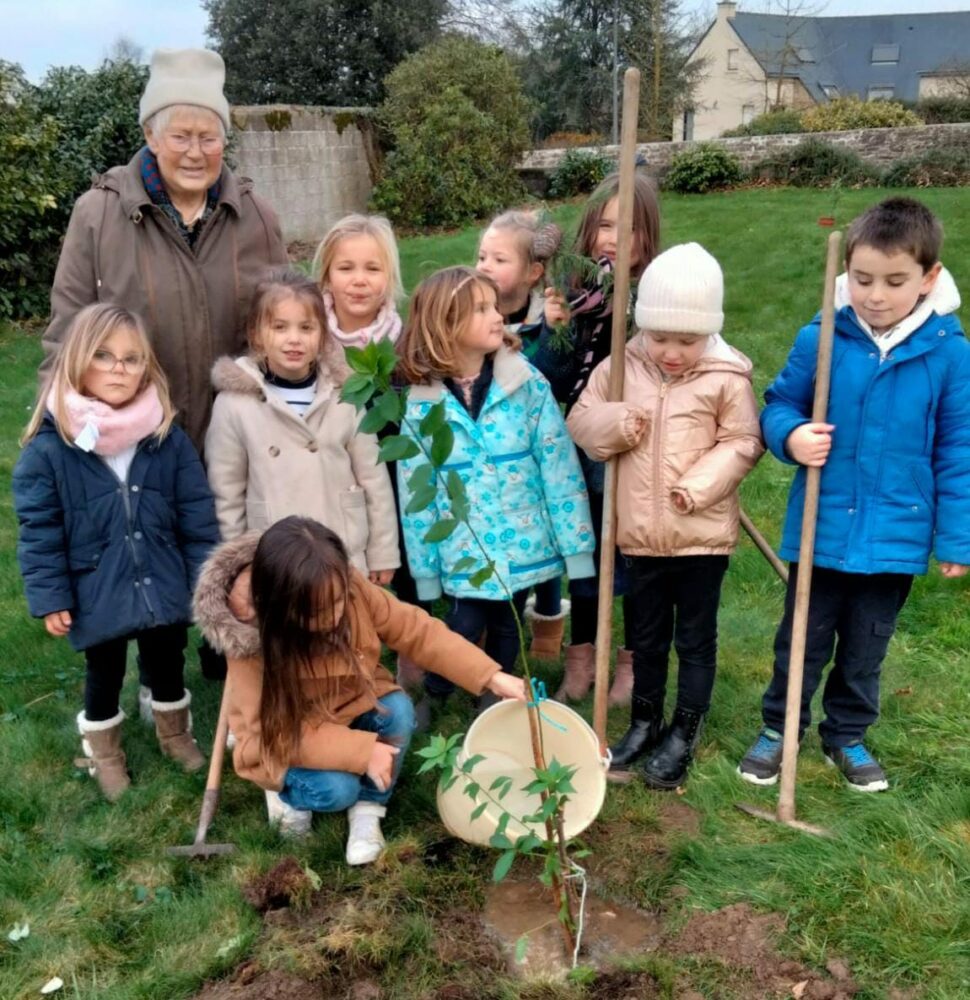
[
  {"xmin": 231, "ymin": 105, "xmax": 376, "ymax": 244},
  {"xmin": 519, "ymin": 122, "xmax": 970, "ymax": 191}
]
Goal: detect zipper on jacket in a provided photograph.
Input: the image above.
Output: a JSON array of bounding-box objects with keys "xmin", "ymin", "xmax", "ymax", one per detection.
[
  {"xmin": 114, "ymin": 454, "xmax": 157, "ymax": 621},
  {"xmin": 653, "ymin": 381, "xmax": 670, "ymax": 551}
]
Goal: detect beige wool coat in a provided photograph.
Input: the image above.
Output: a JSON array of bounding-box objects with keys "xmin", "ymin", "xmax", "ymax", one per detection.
[
  {"xmin": 42, "ymin": 152, "xmax": 288, "ymax": 452},
  {"xmin": 204, "ymin": 347, "xmax": 400, "ymax": 574},
  {"xmin": 567, "ymin": 333, "xmax": 764, "ymax": 557},
  {"xmin": 193, "ymin": 532, "xmax": 499, "ymax": 790}
]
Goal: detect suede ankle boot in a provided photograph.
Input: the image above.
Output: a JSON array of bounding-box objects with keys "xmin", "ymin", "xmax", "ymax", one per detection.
[
  {"xmin": 642, "ymin": 706, "xmax": 704, "ymax": 790},
  {"xmin": 152, "ymin": 690, "xmax": 206, "ymax": 772},
  {"xmin": 555, "ymin": 643, "xmax": 595, "ymax": 701},
  {"xmin": 526, "ymin": 598, "xmax": 571, "ymax": 661},
  {"xmin": 607, "ymin": 648, "xmax": 634, "ymax": 707},
  {"xmin": 609, "ymin": 696, "xmax": 665, "ymax": 772},
  {"xmin": 76, "ymin": 710, "xmax": 130, "ymax": 801}
]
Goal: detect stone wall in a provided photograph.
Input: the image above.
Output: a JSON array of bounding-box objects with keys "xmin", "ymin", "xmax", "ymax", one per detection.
[
  {"xmin": 231, "ymin": 105, "xmax": 377, "ymax": 244},
  {"xmin": 519, "ymin": 122, "xmax": 970, "ymax": 192}
]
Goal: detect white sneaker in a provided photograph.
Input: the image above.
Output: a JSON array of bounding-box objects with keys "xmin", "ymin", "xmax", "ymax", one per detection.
[
  {"xmin": 138, "ymin": 685, "xmax": 154, "ymax": 725},
  {"xmin": 264, "ymin": 790, "xmax": 312, "ymax": 839},
  {"xmin": 346, "ymin": 802, "xmax": 386, "ymax": 865}
]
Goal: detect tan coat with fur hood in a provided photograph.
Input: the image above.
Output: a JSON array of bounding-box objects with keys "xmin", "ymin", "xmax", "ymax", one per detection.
[
  {"xmin": 204, "ymin": 341, "xmax": 399, "ymax": 574},
  {"xmin": 567, "ymin": 333, "xmax": 764, "ymax": 556},
  {"xmin": 194, "ymin": 532, "xmax": 501, "ymax": 790}
]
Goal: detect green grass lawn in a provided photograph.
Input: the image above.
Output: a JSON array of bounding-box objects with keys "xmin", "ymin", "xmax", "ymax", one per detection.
[{"xmin": 1, "ymin": 187, "xmax": 968, "ymax": 999}]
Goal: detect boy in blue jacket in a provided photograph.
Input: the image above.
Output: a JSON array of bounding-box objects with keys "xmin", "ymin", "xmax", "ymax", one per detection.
[{"xmin": 738, "ymin": 198, "xmax": 970, "ymax": 792}]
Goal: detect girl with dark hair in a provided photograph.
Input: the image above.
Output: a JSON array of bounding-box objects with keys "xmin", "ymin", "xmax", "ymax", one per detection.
[{"xmin": 194, "ymin": 516, "xmax": 527, "ymax": 863}]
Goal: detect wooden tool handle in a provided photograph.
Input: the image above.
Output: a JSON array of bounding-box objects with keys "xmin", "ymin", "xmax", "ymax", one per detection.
[{"xmin": 205, "ymin": 683, "xmax": 232, "ymax": 794}]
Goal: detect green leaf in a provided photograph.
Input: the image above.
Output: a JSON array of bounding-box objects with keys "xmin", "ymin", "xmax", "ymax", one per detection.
[
  {"xmin": 515, "ymin": 834, "xmax": 543, "ymax": 854},
  {"xmin": 470, "ymin": 801, "xmax": 488, "ymax": 821},
  {"xmin": 452, "ymin": 556, "xmax": 478, "ymax": 574},
  {"xmin": 446, "ymin": 470, "xmax": 469, "ymax": 520},
  {"xmin": 514, "ymin": 935, "xmax": 529, "ymax": 963},
  {"xmin": 343, "ymin": 345, "xmax": 374, "ymax": 375},
  {"xmin": 430, "ymin": 423, "xmax": 454, "ymax": 467},
  {"xmin": 419, "ymin": 401, "xmax": 446, "ymax": 437},
  {"xmin": 489, "ymin": 832, "xmax": 513, "ymax": 851},
  {"xmin": 407, "ymin": 464, "xmax": 435, "ymax": 493},
  {"xmin": 539, "ymin": 796, "xmax": 559, "ymax": 821},
  {"xmin": 496, "ymin": 812, "xmax": 511, "ymax": 836},
  {"xmin": 375, "ymin": 388, "xmax": 404, "ymax": 423},
  {"xmin": 374, "ymin": 338, "xmax": 399, "ymax": 378},
  {"xmin": 416, "ymin": 758, "xmax": 439, "ymax": 775},
  {"xmin": 461, "ymin": 753, "xmax": 485, "ymax": 773},
  {"xmin": 339, "ymin": 372, "xmax": 374, "ymax": 409},
  {"xmin": 462, "ymin": 782, "xmax": 480, "ymax": 800},
  {"xmin": 469, "ymin": 564, "xmax": 494, "ymax": 587},
  {"xmin": 441, "ymin": 774, "xmax": 460, "ymax": 792},
  {"xmin": 358, "ymin": 405, "xmax": 390, "ymax": 435},
  {"xmin": 405, "ymin": 485, "xmax": 437, "ymax": 515},
  {"xmin": 378, "ymin": 435, "xmax": 420, "ymax": 463},
  {"xmin": 424, "ymin": 518, "xmax": 458, "ymax": 543},
  {"xmin": 492, "ymin": 849, "xmax": 517, "ymax": 882}
]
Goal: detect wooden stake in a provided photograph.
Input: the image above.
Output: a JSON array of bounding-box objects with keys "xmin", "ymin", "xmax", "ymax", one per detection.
[
  {"xmin": 593, "ymin": 67, "xmax": 640, "ymax": 747},
  {"xmin": 776, "ymin": 230, "xmax": 841, "ymax": 825}
]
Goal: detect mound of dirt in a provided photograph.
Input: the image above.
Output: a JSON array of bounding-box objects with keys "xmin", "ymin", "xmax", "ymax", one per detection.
[
  {"xmin": 193, "ymin": 967, "xmax": 321, "ymax": 1000},
  {"xmin": 243, "ymin": 856, "xmax": 314, "ymax": 912}
]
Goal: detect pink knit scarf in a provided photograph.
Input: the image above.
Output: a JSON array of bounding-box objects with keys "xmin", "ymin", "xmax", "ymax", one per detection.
[
  {"xmin": 323, "ymin": 291, "xmax": 402, "ymax": 348},
  {"xmin": 50, "ymin": 385, "xmax": 164, "ymax": 456}
]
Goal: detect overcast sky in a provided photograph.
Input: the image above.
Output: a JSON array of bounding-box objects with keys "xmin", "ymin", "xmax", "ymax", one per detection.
[{"xmin": 3, "ymin": 0, "xmax": 969, "ymax": 82}]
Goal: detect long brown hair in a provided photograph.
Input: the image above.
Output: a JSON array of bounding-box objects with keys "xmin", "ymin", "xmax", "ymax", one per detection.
[
  {"xmin": 574, "ymin": 171, "xmax": 661, "ymax": 281},
  {"xmin": 23, "ymin": 303, "xmax": 175, "ymax": 446},
  {"xmin": 396, "ymin": 266, "xmax": 500, "ymax": 385},
  {"xmin": 246, "ymin": 268, "xmax": 327, "ymax": 355},
  {"xmin": 251, "ymin": 517, "xmax": 371, "ymax": 767}
]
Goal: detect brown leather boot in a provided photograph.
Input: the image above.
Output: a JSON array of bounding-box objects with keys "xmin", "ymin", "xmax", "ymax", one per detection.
[
  {"xmin": 527, "ymin": 606, "xmax": 567, "ymax": 661},
  {"xmin": 395, "ymin": 653, "xmax": 426, "ymax": 692},
  {"xmin": 76, "ymin": 710, "xmax": 130, "ymax": 802},
  {"xmin": 555, "ymin": 643, "xmax": 595, "ymax": 701},
  {"xmin": 608, "ymin": 648, "xmax": 634, "ymax": 707},
  {"xmin": 152, "ymin": 690, "xmax": 206, "ymax": 772}
]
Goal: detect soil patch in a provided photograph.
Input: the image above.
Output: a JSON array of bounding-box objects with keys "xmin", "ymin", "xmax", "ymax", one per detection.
[
  {"xmin": 587, "ymin": 969, "xmax": 665, "ymax": 998},
  {"xmin": 483, "ymin": 879, "xmax": 662, "ymax": 978},
  {"xmin": 193, "ymin": 967, "xmax": 322, "ymax": 1000},
  {"xmin": 668, "ymin": 903, "xmax": 860, "ymax": 999},
  {"xmin": 242, "ymin": 856, "xmax": 315, "ymax": 912}
]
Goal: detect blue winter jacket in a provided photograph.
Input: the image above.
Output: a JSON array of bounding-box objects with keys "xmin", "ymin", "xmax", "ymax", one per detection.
[
  {"xmin": 13, "ymin": 416, "xmax": 219, "ymax": 650},
  {"xmin": 762, "ymin": 269, "xmax": 970, "ymax": 575},
  {"xmin": 398, "ymin": 347, "xmax": 597, "ymax": 601}
]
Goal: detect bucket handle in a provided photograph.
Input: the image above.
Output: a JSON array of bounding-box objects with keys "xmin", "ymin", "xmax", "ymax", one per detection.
[{"xmin": 528, "ymin": 679, "xmax": 568, "ymax": 733}]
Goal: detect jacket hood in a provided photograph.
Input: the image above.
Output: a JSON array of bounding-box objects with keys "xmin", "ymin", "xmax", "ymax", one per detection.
[
  {"xmin": 407, "ymin": 345, "xmax": 533, "ymax": 403},
  {"xmin": 627, "ymin": 331, "xmax": 753, "ymax": 379},
  {"xmin": 834, "ymin": 264, "xmax": 961, "ymax": 318},
  {"xmin": 193, "ymin": 531, "xmax": 261, "ymax": 659},
  {"xmin": 211, "ymin": 340, "xmax": 351, "ymax": 396},
  {"xmin": 95, "ymin": 150, "xmax": 251, "ymax": 221}
]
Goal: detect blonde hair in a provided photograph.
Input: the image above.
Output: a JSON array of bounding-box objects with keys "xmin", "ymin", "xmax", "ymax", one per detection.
[
  {"xmin": 312, "ymin": 213, "xmax": 404, "ymax": 304},
  {"xmin": 481, "ymin": 210, "xmax": 563, "ymax": 280},
  {"xmin": 23, "ymin": 304, "xmax": 176, "ymax": 446},
  {"xmin": 396, "ymin": 267, "xmax": 499, "ymax": 385}
]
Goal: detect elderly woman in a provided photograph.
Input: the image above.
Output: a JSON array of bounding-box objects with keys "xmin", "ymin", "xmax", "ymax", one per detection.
[{"xmin": 42, "ymin": 48, "xmax": 288, "ymax": 452}]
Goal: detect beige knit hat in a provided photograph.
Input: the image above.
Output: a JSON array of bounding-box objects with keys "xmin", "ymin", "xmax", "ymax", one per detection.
[
  {"xmin": 139, "ymin": 49, "xmax": 231, "ymax": 131},
  {"xmin": 635, "ymin": 242, "xmax": 724, "ymax": 335}
]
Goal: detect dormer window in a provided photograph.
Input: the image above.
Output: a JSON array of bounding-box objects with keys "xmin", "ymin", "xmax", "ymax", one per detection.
[{"xmin": 871, "ymin": 44, "xmax": 900, "ymax": 64}]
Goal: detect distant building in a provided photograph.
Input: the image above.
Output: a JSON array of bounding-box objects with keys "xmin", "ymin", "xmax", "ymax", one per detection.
[{"xmin": 682, "ymin": 1, "xmax": 970, "ymax": 140}]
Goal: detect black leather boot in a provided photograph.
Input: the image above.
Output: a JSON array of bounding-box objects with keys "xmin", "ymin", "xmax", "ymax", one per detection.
[
  {"xmin": 642, "ymin": 706, "xmax": 704, "ymax": 790},
  {"xmin": 609, "ymin": 696, "xmax": 665, "ymax": 772}
]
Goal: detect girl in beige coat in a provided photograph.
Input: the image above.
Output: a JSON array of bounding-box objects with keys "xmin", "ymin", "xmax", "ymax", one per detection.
[
  {"xmin": 204, "ymin": 270, "xmax": 400, "ymax": 580},
  {"xmin": 568, "ymin": 243, "xmax": 763, "ymax": 790}
]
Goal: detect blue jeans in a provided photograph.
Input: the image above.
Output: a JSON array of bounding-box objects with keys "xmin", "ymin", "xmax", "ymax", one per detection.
[{"xmin": 279, "ymin": 691, "xmax": 415, "ymax": 811}]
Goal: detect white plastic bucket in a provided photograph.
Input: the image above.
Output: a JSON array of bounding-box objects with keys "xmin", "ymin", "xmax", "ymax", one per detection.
[{"xmin": 436, "ymin": 699, "xmax": 608, "ymax": 847}]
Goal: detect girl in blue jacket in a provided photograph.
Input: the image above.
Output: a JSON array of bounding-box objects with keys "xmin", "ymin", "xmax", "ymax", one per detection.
[
  {"xmin": 395, "ymin": 267, "xmax": 596, "ymax": 721},
  {"xmin": 738, "ymin": 198, "xmax": 970, "ymax": 793},
  {"xmin": 14, "ymin": 303, "xmax": 219, "ymax": 801}
]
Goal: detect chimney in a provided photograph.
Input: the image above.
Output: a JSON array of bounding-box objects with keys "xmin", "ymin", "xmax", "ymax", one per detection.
[{"xmin": 717, "ymin": 1, "xmax": 738, "ymax": 21}]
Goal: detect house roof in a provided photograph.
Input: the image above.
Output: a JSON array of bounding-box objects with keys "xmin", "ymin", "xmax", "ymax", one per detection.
[{"xmin": 727, "ymin": 10, "xmax": 970, "ymax": 103}]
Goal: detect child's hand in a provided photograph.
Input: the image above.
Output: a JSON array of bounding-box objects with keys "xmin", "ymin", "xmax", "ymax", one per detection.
[
  {"xmin": 939, "ymin": 562, "xmax": 968, "ymax": 578},
  {"xmin": 485, "ymin": 671, "xmax": 528, "ymax": 701},
  {"xmin": 786, "ymin": 422, "xmax": 835, "ymax": 467},
  {"xmin": 44, "ymin": 610, "xmax": 72, "ymax": 637},
  {"xmin": 228, "ymin": 566, "xmax": 256, "ymax": 623},
  {"xmin": 670, "ymin": 488, "xmax": 694, "ymax": 514},
  {"xmin": 366, "ymin": 741, "xmax": 400, "ymax": 792},
  {"xmin": 369, "ymin": 569, "xmax": 395, "ymax": 587},
  {"xmin": 544, "ymin": 287, "xmax": 570, "ymax": 327}
]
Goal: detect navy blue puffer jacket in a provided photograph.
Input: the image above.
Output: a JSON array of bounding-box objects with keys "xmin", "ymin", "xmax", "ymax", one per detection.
[{"xmin": 13, "ymin": 416, "xmax": 219, "ymax": 650}]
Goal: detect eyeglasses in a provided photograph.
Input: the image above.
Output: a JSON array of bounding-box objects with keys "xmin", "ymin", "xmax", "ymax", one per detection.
[
  {"xmin": 163, "ymin": 132, "xmax": 225, "ymax": 155},
  {"xmin": 91, "ymin": 350, "xmax": 148, "ymax": 374}
]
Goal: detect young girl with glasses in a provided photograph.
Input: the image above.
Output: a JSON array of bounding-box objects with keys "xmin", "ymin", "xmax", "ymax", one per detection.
[{"xmin": 14, "ymin": 303, "xmax": 220, "ymax": 802}]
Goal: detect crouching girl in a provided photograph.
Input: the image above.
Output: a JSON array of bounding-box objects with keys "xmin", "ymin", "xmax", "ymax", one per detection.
[{"xmin": 194, "ymin": 516, "xmax": 526, "ymax": 863}]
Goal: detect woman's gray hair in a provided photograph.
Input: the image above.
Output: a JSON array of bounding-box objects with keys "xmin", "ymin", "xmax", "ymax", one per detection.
[{"xmin": 143, "ymin": 104, "xmax": 228, "ymax": 140}]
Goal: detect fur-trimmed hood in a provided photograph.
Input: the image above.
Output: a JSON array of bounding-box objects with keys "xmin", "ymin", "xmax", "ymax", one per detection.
[
  {"xmin": 210, "ymin": 339, "xmax": 351, "ymax": 397},
  {"xmin": 193, "ymin": 531, "xmax": 261, "ymax": 659}
]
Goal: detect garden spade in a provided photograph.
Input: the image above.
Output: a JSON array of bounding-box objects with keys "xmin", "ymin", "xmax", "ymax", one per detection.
[
  {"xmin": 168, "ymin": 684, "xmax": 235, "ymax": 857},
  {"xmin": 736, "ymin": 230, "xmax": 842, "ymax": 839}
]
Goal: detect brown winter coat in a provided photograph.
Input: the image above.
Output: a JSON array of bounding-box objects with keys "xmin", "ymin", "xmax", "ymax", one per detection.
[
  {"xmin": 567, "ymin": 333, "xmax": 764, "ymax": 556},
  {"xmin": 204, "ymin": 348, "xmax": 400, "ymax": 574},
  {"xmin": 193, "ymin": 532, "xmax": 500, "ymax": 790},
  {"xmin": 42, "ymin": 152, "xmax": 288, "ymax": 452}
]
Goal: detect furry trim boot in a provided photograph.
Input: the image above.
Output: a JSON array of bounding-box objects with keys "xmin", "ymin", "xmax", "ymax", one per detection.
[
  {"xmin": 526, "ymin": 599, "xmax": 571, "ymax": 661},
  {"xmin": 395, "ymin": 653, "xmax": 425, "ymax": 692},
  {"xmin": 76, "ymin": 710, "xmax": 130, "ymax": 801},
  {"xmin": 265, "ymin": 790, "xmax": 312, "ymax": 838},
  {"xmin": 152, "ymin": 690, "xmax": 206, "ymax": 772},
  {"xmin": 555, "ymin": 642, "xmax": 595, "ymax": 702},
  {"xmin": 138, "ymin": 685, "xmax": 154, "ymax": 725},
  {"xmin": 608, "ymin": 648, "xmax": 634, "ymax": 707},
  {"xmin": 346, "ymin": 801, "xmax": 387, "ymax": 866}
]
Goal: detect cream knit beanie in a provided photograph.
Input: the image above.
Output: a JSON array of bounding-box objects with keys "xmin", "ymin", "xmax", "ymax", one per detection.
[
  {"xmin": 634, "ymin": 242, "xmax": 724, "ymax": 336},
  {"xmin": 139, "ymin": 49, "xmax": 231, "ymax": 131}
]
